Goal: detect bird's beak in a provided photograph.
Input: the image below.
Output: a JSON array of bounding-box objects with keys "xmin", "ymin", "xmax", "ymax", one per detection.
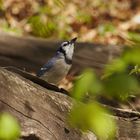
[{"xmin": 70, "ymin": 37, "xmax": 77, "ymax": 44}]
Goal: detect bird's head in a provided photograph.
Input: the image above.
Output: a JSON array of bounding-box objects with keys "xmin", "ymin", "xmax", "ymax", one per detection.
[{"xmin": 57, "ymin": 37, "xmax": 77, "ymax": 60}]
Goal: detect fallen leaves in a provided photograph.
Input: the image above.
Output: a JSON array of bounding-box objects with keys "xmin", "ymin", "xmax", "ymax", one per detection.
[{"xmin": 0, "ymin": 0, "xmax": 139, "ymax": 45}]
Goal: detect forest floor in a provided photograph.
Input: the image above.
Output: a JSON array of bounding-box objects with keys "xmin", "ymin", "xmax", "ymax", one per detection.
[{"xmin": 0, "ymin": 0, "xmax": 139, "ymax": 45}]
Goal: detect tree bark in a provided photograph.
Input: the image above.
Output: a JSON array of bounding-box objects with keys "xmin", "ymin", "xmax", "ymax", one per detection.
[
  {"xmin": 0, "ymin": 67, "xmax": 140, "ymax": 140},
  {"xmin": 0, "ymin": 68, "xmax": 97, "ymax": 140}
]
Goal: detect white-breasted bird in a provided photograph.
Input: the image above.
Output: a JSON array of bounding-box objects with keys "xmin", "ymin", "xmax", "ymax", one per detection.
[{"xmin": 37, "ymin": 37, "xmax": 77, "ymax": 84}]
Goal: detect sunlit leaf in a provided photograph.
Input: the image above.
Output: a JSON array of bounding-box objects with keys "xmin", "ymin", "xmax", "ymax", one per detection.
[
  {"xmin": 122, "ymin": 47, "xmax": 140, "ymax": 65},
  {"xmin": 68, "ymin": 103, "xmax": 116, "ymax": 139},
  {"xmin": 0, "ymin": 113, "xmax": 20, "ymax": 140},
  {"xmin": 72, "ymin": 69, "xmax": 102, "ymax": 100},
  {"xmin": 129, "ymin": 64, "xmax": 140, "ymax": 75},
  {"xmin": 103, "ymin": 58, "xmax": 126, "ymax": 78}
]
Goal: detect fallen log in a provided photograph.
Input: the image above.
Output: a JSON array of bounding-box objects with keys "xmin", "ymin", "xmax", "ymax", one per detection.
[
  {"xmin": 0, "ymin": 68, "xmax": 140, "ymax": 139},
  {"xmin": 0, "ymin": 68, "xmax": 97, "ymax": 140}
]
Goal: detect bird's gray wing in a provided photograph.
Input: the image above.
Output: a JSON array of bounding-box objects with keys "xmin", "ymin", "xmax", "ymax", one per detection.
[{"xmin": 36, "ymin": 57, "xmax": 56, "ymax": 77}]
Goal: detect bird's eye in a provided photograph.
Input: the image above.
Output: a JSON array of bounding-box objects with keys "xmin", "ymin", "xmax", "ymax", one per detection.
[
  {"xmin": 63, "ymin": 43, "xmax": 67, "ymax": 46},
  {"xmin": 63, "ymin": 44, "xmax": 67, "ymax": 46},
  {"xmin": 62, "ymin": 41, "xmax": 68, "ymax": 47}
]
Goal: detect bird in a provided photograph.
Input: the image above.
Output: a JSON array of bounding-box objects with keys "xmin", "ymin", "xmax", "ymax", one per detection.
[{"xmin": 36, "ymin": 37, "xmax": 77, "ymax": 84}]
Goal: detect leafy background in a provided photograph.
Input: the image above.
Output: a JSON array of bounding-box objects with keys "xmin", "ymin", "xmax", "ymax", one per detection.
[{"xmin": 0, "ymin": 0, "xmax": 139, "ymax": 44}]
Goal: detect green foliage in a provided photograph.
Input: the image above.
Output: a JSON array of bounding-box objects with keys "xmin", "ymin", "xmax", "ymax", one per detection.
[
  {"xmin": 104, "ymin": 46, "xmax": 140, "ymax": 76},
  {"xmin": 72, "ymin": 69, "xmax": 102, "ymax": 101},
  {"xmin": 128, "ymin": 32, "xmax": 140, "ymax": 43},
  {"xmin": 122, "ymin": 47, "xmax": 140, "ymax": 65},
  {"xmin": 103, "ymin": 45, "xmax": 140, "ymax": 100},
  {"xmin": 28, "ymin": 15, "xmax": 57, "ymax": 38},
  {"xmin": 76, "ymin": 11, "xmax": 92, "ymax": 24},
  {"xmin": 27, "ymin": 0, "xmax": 65, "ymax": 38},
  {"xmin": 68, "ymin": 102, "xmax": 116, "ymax": 139},
  {"xmin": 70, "ymin": 69, "xmax": 116, "ymax": 139},
  {"xmin": 130, "ymin": 65, "xmax": 140, "ymax": 75},
  {"xmin": 39, "ymin": 6, "xmax": 52, "ymax": 15},
  {"xmin": 70, "ymin": 44, "xmax": 140, "ymax": 139},
  {"xmin": 58, "ymin": 29, "xmax": 70, "ymax": 40},
  {"xmin": 53, "ymin": 0, "xmax": 64, "ymax": 7},
  {"xmin": 1, "ymin": 22, "xmax": 22, "ymax": 35},
  {"xmin": 0, "ymin": 113, "xmax": 20, "ymax": 140},
  {"xmin": 103, "ymin": 73, "xmax": 139, "ymax": 100},
  {"xmin": 98, "ymin": 23, "xmax": 116, "ymax": 36},
  {"xmin": 103, "ymin": 58, "xmax": 126, "ymax": 78}
]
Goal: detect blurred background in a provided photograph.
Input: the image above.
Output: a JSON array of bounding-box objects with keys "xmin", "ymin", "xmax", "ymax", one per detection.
[{"xmin": 0, "ymin": 0, "xmax": 139, "ymax": 44}]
